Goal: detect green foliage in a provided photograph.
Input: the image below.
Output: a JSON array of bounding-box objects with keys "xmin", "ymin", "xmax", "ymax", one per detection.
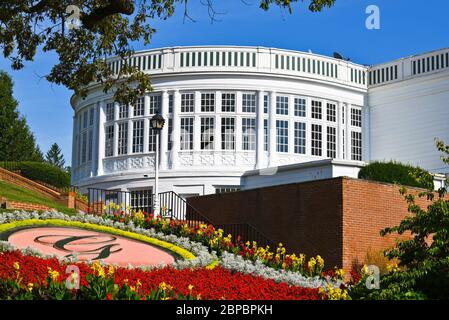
[
  {"xmin": 0, "ymin": 1, "xmax": 336, "ymax": 105},
  {"xmin": 0, "ymin": 161, "xmax": 71, "ymax": 188},
  {"xmin": 351, "ymin": 141, "xmax": 449, "ymax": 300},
  {"xmin": 45, "ymin": 143, "xmax": 66, "ymax": 169},
  {"xmin": 358, "ymin": 161, "xmax": 434, "ymax": 190},
  {"xmin": 0, "ymin": 180, "xmax": 77, "ymax": 215},
  {"xmin": 0, "ymin": 71, "xmax": 44, "ymax": 162}
]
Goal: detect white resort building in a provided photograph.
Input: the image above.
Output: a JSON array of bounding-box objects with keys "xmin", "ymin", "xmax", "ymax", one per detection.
[{"xmin": 70, "ymin": 46, "xmax": 449, "ymax": 199}]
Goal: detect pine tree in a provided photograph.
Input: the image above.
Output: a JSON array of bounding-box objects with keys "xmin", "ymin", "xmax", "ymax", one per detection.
[
  {"xmin": 45, "ymin": 143, "xmax": 65, "ymax": 169},
  {"xmin": 0, "ymin": 71, "xmax": 44, "ymax": 161}
]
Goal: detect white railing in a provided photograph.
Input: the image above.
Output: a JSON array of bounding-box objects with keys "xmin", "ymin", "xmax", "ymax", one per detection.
[
  {"xmin": 104, "ymin": 46, "xmax": 369, "ymax": 90},
  {"xmin": 369, "ymin": 47, "xmax": 449, "ymax": 87}
]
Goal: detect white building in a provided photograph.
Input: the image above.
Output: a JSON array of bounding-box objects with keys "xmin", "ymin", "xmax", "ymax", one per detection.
[{"xmin": 70, "ymin": 46, "xmax": 449, "ymax": 199}]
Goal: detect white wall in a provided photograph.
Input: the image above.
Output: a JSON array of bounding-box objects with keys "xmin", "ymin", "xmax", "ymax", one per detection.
[{"xmin": 369, "ymin": 70, "xmax": 449, "ymax": 174}]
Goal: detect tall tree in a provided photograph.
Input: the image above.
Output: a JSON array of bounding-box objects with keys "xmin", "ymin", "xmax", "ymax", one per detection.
[
  {"xmin": 0, "ymin": 0, "xmax": 335, "ymax": 105},
  {"xmin": 0, "ymin": 71, "xmax": 44, "ymax": 162},
  {"xmin": 45, "ymin": 143, "xmax": 66, "ymax": 168}
]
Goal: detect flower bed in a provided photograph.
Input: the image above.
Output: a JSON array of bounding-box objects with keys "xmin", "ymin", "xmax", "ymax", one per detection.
[
  {"xmin": 97, "ymin": 205, "xmax": 345, "ymax": 279},
  {"xmin": 0, "ymin": 210, "xmax": 350, "ymax": 299},
  {"xmin": 0, "ymin": 250, "xmax": 324, "ymax": 300}
]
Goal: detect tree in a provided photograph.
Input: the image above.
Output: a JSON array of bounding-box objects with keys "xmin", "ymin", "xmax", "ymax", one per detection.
[
  {"xmin": 0, "ymin": 0, "xmax": 335, "ymax": 105},
  {"xmin": 350, "ymin": 140, "xmax": 449, "ymax": 299},
  {"xmin": 45, "ymin": 143, "xmax": 66, "ymax": 169},
  {"xmin": 0, "ymin": 71, "xmax": 44, "ymax": 162}
]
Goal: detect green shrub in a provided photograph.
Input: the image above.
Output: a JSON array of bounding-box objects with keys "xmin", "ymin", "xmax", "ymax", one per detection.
[
  {"xmin": 0, "ymin": 161, "xmax": 71, "ymax": 188},
  {"xmin": 358, "ymin": 161, "xmax": 434, "ymax": 189}
]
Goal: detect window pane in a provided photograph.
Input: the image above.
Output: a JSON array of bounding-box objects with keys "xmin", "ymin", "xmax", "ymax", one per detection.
[
  {"xmin": 105, "ymin": 125, "xmax": 114, "ymax": 157},
  {"xmin": 351, "ymin": 108, "xmax": 362, "ymax": 127},
  {"xmin": 221, "ymin": 93, "xmax": 235, "ymax": 112},
  {"xmin": 119, "ymin": 103, "xmax": 128, "ymax": 119},
  {"xmin": 180, "ymin": 117, "xmax": 194, "ymax": 150},
  {"xmin": 276, "ymin": 120, "xmax": 288, "ymax": 152},
  {"xmin": 276, "ymin": 96, "xmax": 289, "ymax": 115},
  {"xmin": 242, "ymin": 118, "xmax": 256, "ymax": 150},
  {"xmin": 201, "ymin": 93, "xmax": 215, "ymax": 112},
  {"xmin": 134, "ymin": 97, "xmax": 145, "ymax": 117},
  {"xmin": 106, "ymin": 103, "xmax": 115, "ymax": 121},
  {"xmin": 132, "ymin": 120, "xmax": 144, "ymax": 153},
  {"xmin": 149, "ymin": 94, "xmax": 161, "ymax": 114},
  {"xmin": 311, "ymin": 100, "xmax": 322, "ymax": 119},
  {"xmin": 327, "ymin": 103, "xmax": 336, "ymax": 122},
  {"xmin": 181, "ymin": 93, "xmax": 195, "ymax": 113},
  {"xmin": 294, "ymin": 98, "xmax": 306, "ymax": 117},
  {"xmin": 221, "ymin": 117, "xmax": 235, "ymax": 150},
  {"xmin": 118, "ymin": 122, "xmax": 128, "ymax": 155},
  {"xmin": 242, "ymin": 93, "xmax": 256, "ymax": 113},
  {"xmin": 201, "ymin": 117, "xmax": 214, "ymax": 149},
  {"xmin": 311, "ymin": 124, "xmax": 322, "ymax": 156},
  {"xmin": 294, "ymin": 122, "xmax": 306, "ymax": 154},
  {"xmin": 327, "ymin": 126, "xmax": 336, "ymax": 158},
  {"xmin": 351, "ymin": 131, "xmax": 362, "ymax": 161}
]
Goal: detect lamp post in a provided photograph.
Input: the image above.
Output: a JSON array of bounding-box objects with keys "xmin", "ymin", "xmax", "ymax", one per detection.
[{"xmin": 150, "ymin": 112, "xmax": 165, "ymax": 217}]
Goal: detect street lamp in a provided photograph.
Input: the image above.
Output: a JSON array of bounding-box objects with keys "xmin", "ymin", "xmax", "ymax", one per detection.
[{"xmin": 150, "ymin": 112, "xmax": 165, "ymax": 217}]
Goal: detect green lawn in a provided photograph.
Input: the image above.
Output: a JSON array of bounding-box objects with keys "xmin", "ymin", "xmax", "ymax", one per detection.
[{"xmin": 0, "ymin": 180, "xmax": 77, "ymax": 215}]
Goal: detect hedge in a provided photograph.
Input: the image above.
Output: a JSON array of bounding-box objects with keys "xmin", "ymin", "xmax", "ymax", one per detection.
[
  {"xmin": 0, "ymin": 161, "xmax": 70, "ymax": 189},
  {"xmin": 358, "ymin": 161, "xmax": 434, "ymax": 189}
]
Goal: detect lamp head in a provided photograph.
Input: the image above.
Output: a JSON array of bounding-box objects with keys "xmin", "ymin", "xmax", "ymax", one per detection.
[{"xmin": 150, "ymin": 112, "xmax": 165, "ymax": 131}]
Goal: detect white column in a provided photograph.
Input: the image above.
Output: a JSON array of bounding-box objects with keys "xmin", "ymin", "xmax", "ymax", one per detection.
[
  {"xmin": 194, "ymin": 115, "xmax": 201, "ymax": 151},
  {"xmin": 160, "ymin": 90, "xmax": 169, "ymax": 169},
  {"xmin": 143, "ymin": 96, "xmax": 149, "ymax": 153},
  {"xmin": 71, "ymin": 115, "xmax": 77, "ymax": 182},
  {"xmin": 268, "ymin": 91, "xmax": 277, "ymax": 167},
  {"xmin": 256, "ymin": 90, "xmax": 265, "ymax": 169},
  {"xmin": 153, "ymin": 132, "xmax": 160, "ymax": 216},
  {"xmin": 96, "ymin": 101, "xmax": 106, "ymax": 176},
  {"xmin": 337, "ymin": 101, "xmax": 344, "ymax": 160},
  {"xmin": 171, "ymin": 90, "xmax": 181, "ymax": 169},
  {"xmin": 127, "ymin": 119, "xmax": 133, "ymax": 155}
]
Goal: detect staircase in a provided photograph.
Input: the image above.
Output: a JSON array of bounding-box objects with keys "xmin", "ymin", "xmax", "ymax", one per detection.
[{"xmin": 87, "ymin": 188, "xmax": 276, "ymax": 248}]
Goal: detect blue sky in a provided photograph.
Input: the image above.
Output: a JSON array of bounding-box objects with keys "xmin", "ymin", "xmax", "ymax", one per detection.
[{"xmin": 0, "ymin": 0, "xmax": 448, "ymax": 165}]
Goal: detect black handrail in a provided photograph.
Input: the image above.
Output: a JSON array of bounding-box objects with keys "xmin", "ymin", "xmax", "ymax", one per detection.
[{"xmin": 87, "ymin": 188, "xmax": 276, "ymax": 248}]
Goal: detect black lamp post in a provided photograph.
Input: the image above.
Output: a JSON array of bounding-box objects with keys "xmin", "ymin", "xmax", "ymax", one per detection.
[{"xmin": 150, "ymin": 112, "xmax": 165, "ymax": 216}]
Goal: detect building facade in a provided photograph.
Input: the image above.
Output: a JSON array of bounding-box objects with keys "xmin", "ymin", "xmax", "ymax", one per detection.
[{"xmin": 70, "ymin": 46, "xmax": 449, "ymax": 198}]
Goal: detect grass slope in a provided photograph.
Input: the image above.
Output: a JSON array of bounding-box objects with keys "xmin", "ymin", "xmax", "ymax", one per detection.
[{"xmin": 0, "ymin": 180, "xmax": 76, "ymax": 215}]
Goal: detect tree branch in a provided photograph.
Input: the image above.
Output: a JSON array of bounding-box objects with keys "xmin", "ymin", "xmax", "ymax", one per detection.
[{"xmin": 81, "ymin": 0, "xmax": 135, "ymax": 30}]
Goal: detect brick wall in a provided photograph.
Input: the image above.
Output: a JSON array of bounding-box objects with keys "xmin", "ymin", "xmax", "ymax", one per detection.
[
  {"xmin": 4, "ymin": 200, "xmax": 53, "ymax": 212},
  {"xmin": 341, "ymin": 178, "xmax": 437, "ymax": 271},
  {"xmin": 188, "ymin": 178, "xmax": 344, "ymax": 268},
  {"xmin": 188, "ymin": 177, "xmax": 444, "ymax": 272}
]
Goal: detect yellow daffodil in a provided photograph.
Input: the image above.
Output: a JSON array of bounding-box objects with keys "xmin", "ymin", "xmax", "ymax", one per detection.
[
  {"xmin": 27, "ymin": 283, "xmax": 34, "ymax": 292},
  {"xmin": 13, "ymin": 261, "xmax": 20, "ymax": 271},
  {"xmin": 108, "ymin": 265, "xmax": 115, "ymax": 277},
  {"xmin": 47, "ymin": 267, "xmax": 60, "ymax": 282},
  {"xmin": 159, "ymin": 282, "xmax": 167, "ymax": 291}
]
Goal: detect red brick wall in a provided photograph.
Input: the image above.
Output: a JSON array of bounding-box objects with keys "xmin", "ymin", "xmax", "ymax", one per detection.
[
  {"xmin": 7, "ymin": 201, "xmax": 52, "ymax": 212},
  {"xmin": 341, "ymin": 178, "xmax": 437, "ymax": 271},
  {"xmin": 188, "ymin": 177, "xmax": 444, "ymax": 272},
  {"xmin": 75, "ymin": 198, "xmax": 89, "ymax": 212},
  {"xmin": 188, "ymin": 178, "xmax": 344, "ymax": 269}
]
